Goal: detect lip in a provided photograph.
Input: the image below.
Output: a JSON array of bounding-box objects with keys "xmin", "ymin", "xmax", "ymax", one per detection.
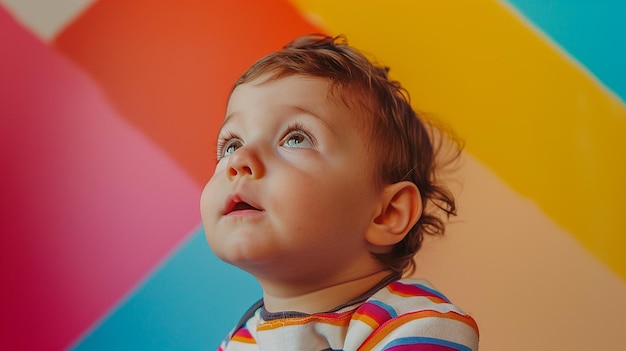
[{"xmin": 222, "ymin": 193, "xmax": 264, "ymax": 216}]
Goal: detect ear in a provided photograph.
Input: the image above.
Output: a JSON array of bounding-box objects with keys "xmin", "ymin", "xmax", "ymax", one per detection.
[{"xmin": 366, "ymin": 181, "xmax": 423, "ymax": 248}]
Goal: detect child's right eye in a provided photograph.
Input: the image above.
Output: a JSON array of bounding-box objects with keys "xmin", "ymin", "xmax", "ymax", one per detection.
[{"xmin": 217, "ymin": 138, "xmax": 243, "ymax": 160}]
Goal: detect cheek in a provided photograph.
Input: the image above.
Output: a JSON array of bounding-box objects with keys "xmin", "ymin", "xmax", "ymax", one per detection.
[
  {"xmin": 199, "ymin": 174, "xmax": 223, "ymax": 222},
  {"xmin": 321, "ymin": 167, "xmax": 378, "ymax": 224},
  {"xmin": 272, "ymin": 169, "xmax": 376, "ymax": 232},
  {"xmin": 214, "ymin": 158, "xmax": 227, "ymax": 173},
  {"xmin": 200, "ymin": 177, "xmax": 228, "ymax": 253}
]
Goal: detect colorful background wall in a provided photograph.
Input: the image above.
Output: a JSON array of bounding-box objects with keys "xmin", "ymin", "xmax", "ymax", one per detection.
[{"xmin": 1, "ymin": 0, "xmax": 625, "ymax": 350}]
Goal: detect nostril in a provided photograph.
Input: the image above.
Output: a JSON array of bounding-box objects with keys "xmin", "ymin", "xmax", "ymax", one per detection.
[{"xmin": 228, "ymin": 165, "xmax": 254, "ymax": 178}]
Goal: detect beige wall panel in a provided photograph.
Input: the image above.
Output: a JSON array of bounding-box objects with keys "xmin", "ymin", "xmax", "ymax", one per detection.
[{"xmin": 414, "ymin": 152, "xmax": 626, "ymax": 351}]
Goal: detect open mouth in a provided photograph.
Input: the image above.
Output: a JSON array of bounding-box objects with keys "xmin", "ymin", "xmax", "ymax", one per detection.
[
  {"xmin": 232, "ymin": 202, "xmax": 260, "ymax": 212},
  {"xmin": 224, "ymin": 199, "xmax": 263, "ymax": 215}
]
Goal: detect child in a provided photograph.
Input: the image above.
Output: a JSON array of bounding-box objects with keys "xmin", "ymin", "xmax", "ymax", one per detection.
[{"xmin": 200, "ymin": 34, "xmax": 479, "ymax": 350}]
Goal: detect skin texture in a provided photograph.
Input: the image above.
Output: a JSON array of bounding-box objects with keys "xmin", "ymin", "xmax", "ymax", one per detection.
[{"xmin": 200, "ymin": 75, "xmax": 420, "ymax": 313}]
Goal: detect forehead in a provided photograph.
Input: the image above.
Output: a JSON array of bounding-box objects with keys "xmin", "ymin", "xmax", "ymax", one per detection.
[
  {"xmin": 228, "ymin": 74, "xmax": 331, "ymax": 111},
  {"xmin": 225, "ymin": 74, "xmax": 372, "ymax": 132}
]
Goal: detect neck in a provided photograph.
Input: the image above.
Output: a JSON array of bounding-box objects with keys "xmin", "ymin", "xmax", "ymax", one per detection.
[{"xmin": 260, "ymin": 269, "xmax": 397, "ymax": 314}]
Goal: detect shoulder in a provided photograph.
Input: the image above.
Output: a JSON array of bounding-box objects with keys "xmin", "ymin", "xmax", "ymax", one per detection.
[
  {"xmin": 218, "ymin": 300, "xmax": 263, "ymax": 350},
  {"xmin": 350, "ymin": 278, "xmax": 479, "ymax": 351}
]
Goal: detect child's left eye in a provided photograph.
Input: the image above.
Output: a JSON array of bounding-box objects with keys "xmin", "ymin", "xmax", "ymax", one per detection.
[{"xmin": 282, "ymin": 130, "xmax": 314, "ymax": 149}]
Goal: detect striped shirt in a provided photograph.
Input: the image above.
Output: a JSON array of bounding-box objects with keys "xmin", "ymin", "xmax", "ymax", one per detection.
[{"xmin": 217, "ymin": 276, "xmax": 479, "ymax": 350}]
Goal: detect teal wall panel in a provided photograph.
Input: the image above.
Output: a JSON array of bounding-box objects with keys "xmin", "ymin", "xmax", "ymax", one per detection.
[
  {"xmin": 504, "ymin": 0, "xmax": 626, "ymax": 101},
  {"xmin": 71, "ymin": 227, "xmax": 261, "ymax": 350}
]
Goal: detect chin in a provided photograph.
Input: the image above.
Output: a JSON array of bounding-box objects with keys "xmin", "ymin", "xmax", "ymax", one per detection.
[{"xmin": 212, "ymin": 243, "xmax": 270, "ymax": 269}]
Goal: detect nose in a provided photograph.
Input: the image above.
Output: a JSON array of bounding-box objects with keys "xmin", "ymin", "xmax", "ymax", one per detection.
[{"xmin": 226, "ymin": 146, "xmax": 265, "ymax": 180}]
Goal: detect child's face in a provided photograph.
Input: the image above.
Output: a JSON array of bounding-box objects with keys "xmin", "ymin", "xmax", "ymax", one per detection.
[{"xmin": 200, "ymin": 75, "xmax": 384, "ymax": 283}]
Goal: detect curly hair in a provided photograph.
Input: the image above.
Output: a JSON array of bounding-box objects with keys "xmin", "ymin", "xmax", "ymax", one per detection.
[{"xmin": 232, "ymin": 34, "xmax": 461, "ymax": 274}]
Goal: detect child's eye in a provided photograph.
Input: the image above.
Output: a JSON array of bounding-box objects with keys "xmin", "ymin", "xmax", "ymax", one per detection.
[
  {"xmin": 281, "ymin": 130, "xmax": 314, "ymax": 149},
  {"xmin": 217, "ymin": 136, "xmax": 243, "ymax": 160}
]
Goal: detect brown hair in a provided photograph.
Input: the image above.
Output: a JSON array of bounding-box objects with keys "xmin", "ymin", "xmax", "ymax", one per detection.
[{"xmin": 233, "ymin": 34, "xmax": 460, "ymax": 274}]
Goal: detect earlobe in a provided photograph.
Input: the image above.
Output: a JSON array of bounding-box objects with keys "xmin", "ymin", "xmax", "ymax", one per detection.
[{"xmin": 366, "ymin": 181, "xmax": 422, "ymax": 247}]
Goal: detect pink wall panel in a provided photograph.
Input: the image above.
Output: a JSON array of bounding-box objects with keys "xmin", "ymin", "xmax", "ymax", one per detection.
[{"xmin": 0, "ymin": 8, "xmax": 201, "ymax": 349}]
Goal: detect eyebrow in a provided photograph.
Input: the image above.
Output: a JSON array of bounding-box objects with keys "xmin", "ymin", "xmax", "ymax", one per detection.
[
  {"xmin": 221, "ymin": 111, "xmax": 238, "ymax": 130},
  {"xmin": 221, "ymin": 104, "xmax": 335, "ymax": 133}
]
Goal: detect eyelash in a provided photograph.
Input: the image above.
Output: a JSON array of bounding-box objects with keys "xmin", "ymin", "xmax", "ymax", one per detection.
[
  {"xmin": 215, "ymin": 122, "xmax": 316, "ymax": 160},
  {"xmin": 282, "ymin": 122, "xmax": 316, "ymax": 147},
  {"xmin": 216, "ymin": 130, "xmax": 240, "ymax": 161}
]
